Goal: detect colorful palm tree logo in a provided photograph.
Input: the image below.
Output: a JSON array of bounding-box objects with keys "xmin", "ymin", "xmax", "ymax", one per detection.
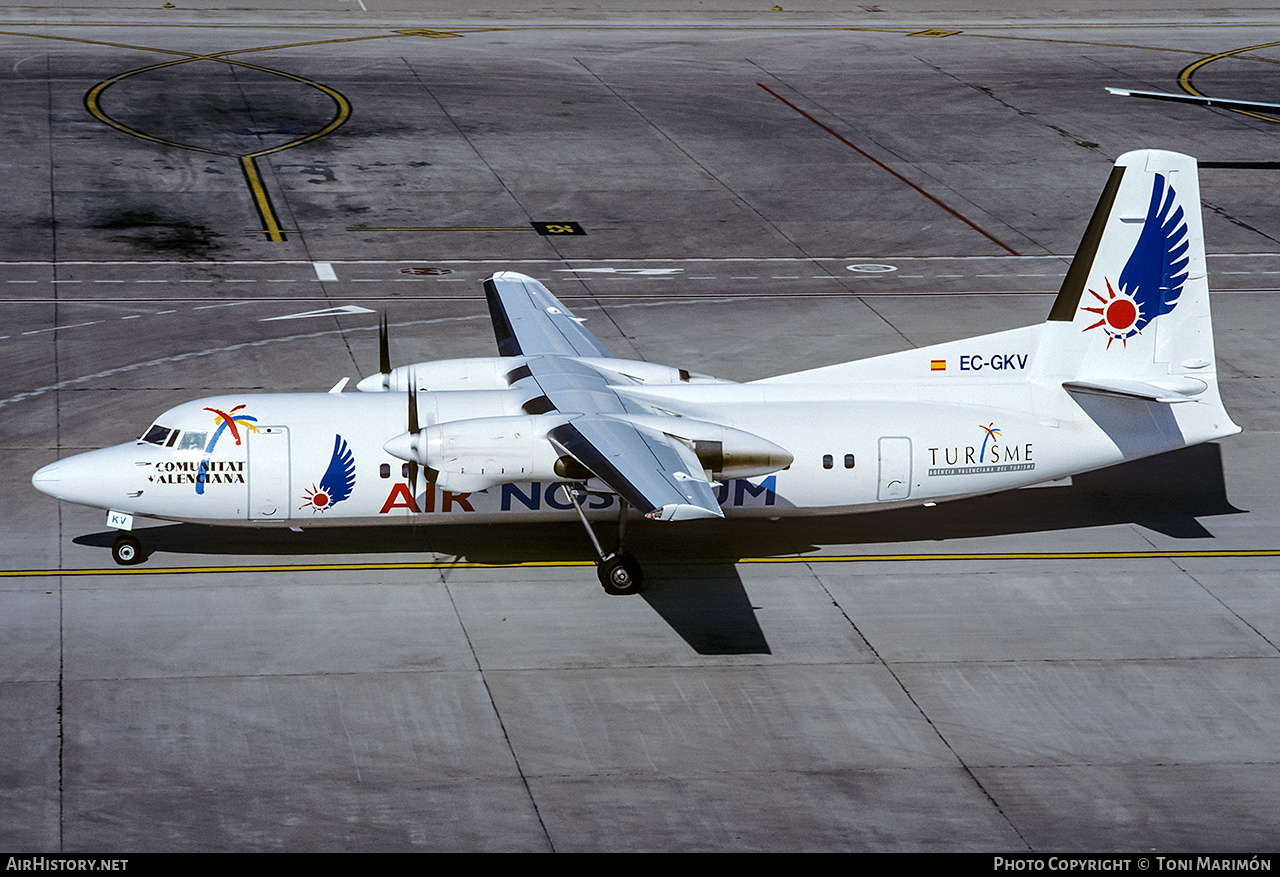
[
  {"xmin": 978, "ymin": 423, "xmax": 1001, "ymax": 463},
  {"xmin": 196, "ymin": 404, "xmax": 259, "ymax": 494}
]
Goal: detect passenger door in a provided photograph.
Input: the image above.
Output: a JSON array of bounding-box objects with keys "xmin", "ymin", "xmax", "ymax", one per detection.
[
  {"xmin": 248, "ymin": 426, "xmax": 291, "ymax": 520},
  {"xmin": 877, "ymin": 436, "xmax": 912, "ymax": 501}
]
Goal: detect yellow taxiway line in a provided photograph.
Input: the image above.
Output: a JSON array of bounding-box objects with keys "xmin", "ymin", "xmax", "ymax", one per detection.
[{"xmin": 3, "ymin": 549, "xmax": 1280, "ymax": 577}]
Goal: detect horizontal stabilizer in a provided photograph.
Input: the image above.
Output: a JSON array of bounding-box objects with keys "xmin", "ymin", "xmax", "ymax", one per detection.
[{"xmin": 1062, "ymin": 377, "xmax": 1207, "ymax": 403}]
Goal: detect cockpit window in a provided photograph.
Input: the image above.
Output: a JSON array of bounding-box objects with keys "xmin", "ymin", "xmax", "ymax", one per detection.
[
  {"xmin": 141, "ymin": 425, "xmax": 172, "ymax": 445},
  {"xmin": 177, "ymin": 431, "xmax": 207, "ymax": 451}
]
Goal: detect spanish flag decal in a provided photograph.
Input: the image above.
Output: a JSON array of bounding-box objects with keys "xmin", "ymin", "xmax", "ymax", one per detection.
[{"xmin": 930, "ymin": 359, "xmax": 947, "ymax": 371}]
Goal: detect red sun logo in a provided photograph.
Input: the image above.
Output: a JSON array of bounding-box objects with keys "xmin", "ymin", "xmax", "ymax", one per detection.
[
  {"xmin": 1081, "ymin": 278, "xmax": 1143, "ymax": 349},
  {"xmin": 300, "ymin": 485, "xmax": 333, "ymax": 513}
]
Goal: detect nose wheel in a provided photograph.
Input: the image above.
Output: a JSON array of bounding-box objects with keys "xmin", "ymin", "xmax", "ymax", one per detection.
[{"xmin": 111, "ymin": 532, "xmax": 148, "ymax": 566}]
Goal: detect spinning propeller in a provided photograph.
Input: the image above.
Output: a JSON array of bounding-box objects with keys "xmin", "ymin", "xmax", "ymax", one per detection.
[
  {"xmin": 383, "ymin": 367, "xmax": 442, "ymax": 496},
  {"xmin": 405, "ymin": 373, "xmax": 420, "ymax": 494},
  {"xmin": 371, "ymin": 314, "xmax": 434, "ymax": 494},
  {"xmin": 377, "ymin": 314, "xmax": 392, "ymax": 391}
]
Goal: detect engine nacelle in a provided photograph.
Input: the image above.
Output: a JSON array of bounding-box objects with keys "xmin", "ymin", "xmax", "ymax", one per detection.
[
  {"xmin": 385, "ymin": 414, "xmax": 571, "ymax": 493},
  {"xmin": 615, "ymin": 414, "xmax": 793, "ymax": 480},
  {"xmin": 356, "ymin": 357, "xmax": 523, "ymax": 393}
]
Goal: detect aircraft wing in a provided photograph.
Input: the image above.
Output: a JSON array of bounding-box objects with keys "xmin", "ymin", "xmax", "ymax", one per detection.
[
  {"xmin": 486, "ymin": 271, "xmax": 723, "ymax": 521},
  {"xmin": 484, "ymin": 271, "xmax": 615, "ymax": 358},
  {"xmin": 549, "ymin": 417, "xmax": 722, "ymax": 521}
]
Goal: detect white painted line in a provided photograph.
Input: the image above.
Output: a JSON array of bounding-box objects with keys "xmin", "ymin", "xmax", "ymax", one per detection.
[
  {"xmin": 313, "ymin": 262, "xmax": 338, "ymax": 282},
  {"xmin": 192, "ymin": 302, "xmax": 253, "ymax": 311},
  {"xmin": 260, "ymin": 305, "xmax": 377, "ymax": 322},
  {"xmin": 94, "ymin": 280, "xmax": 125, "ymax": 283},
  {"xmin": 22, "ymin": 321, "xmax": 102, "ymax": 335},
  {"xmin": 558, "ymin": 267, "xmax": 684, "ymax": 275}
]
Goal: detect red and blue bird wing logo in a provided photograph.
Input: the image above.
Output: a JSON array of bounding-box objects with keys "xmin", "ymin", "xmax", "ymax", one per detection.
[
  {"xmin": 301, "ymin": 435, "xmax": 356, "ymax": 513},
  {"xmin": 1082, "ymin": 172, "xmax": 1190, "ymax": 348}
]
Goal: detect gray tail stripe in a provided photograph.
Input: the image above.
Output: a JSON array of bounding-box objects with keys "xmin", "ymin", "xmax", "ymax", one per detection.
[{"xmin": 1047, "ymin": 164, "xmax": 1127, "ymax": 322}]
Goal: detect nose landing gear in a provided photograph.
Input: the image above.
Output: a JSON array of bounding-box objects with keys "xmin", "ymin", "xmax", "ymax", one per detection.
[{"xmin": 111, "ymin": 532, "xmax": 148, "ymax": 566}]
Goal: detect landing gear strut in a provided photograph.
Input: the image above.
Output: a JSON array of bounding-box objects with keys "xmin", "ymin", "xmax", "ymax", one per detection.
[
  {"xmin": 562, "ymin": 484, "xmax": 644, "ymax": 595},
  {"xmin": 111, "ymin": 532, "xmax": 147, "ymax": 566}
]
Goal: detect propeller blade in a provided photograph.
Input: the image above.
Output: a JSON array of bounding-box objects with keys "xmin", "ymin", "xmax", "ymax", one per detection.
[
  {"xmin": 407, "ymin": 373, "xmax": 419, "ymax": 434},
  {"xmin": 407, "ymin": 372, "xmax": 420, "ymax": 493},
  {"xmin": 378, "ymin": 313, "xmax": 391, "ymax": 390}
]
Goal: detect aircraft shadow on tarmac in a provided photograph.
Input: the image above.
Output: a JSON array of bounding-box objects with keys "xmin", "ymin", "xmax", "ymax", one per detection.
[{"xmin": 72, "ymin": 444, "xmax": 1242, "ymax": 656}]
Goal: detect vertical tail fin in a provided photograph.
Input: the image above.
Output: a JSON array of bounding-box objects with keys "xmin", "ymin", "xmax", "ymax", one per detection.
[{"xmin": 1040, "ymin": 150, "xmax": 1214, "ymax": 385}]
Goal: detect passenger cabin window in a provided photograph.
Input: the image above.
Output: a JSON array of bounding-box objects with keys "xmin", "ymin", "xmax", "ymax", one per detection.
[
  {"xmin": 380, "ymin": 463, "xmax": 391, "ymax": 479},
  {"xmin": 141, "ymin": 425, "xmax": 172, "ymax": 446},
  {"xmin": 844, "ymin": 454, "xmax": 855, "ymax": 469},
  {"xmin": 822, "ymin": 454, "xmax": 833, "ymax": 469}
]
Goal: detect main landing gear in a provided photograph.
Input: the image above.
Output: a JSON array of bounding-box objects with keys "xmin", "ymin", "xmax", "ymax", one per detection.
[
  {"xmin": 111, "ymin": 531, "xmax": 148, "ymax": 566},
  {"xmin": 597, "ymin": 551, "xmax": 643, "ymax": 596},
  {"xmin": 561, "ymin": 484, "xmax": 644, "ymax": 595}
]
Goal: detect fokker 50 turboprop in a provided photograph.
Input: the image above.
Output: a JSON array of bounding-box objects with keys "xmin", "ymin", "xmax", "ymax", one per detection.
[{"xmin": 32, "ymin": 150, "xmax": 1240, "ymax": 593}]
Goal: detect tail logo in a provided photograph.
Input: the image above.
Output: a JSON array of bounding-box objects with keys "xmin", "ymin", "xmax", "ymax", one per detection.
[{"xmin": 1081, "ymin": 172, "xmax": 1190, "ymax": 348}]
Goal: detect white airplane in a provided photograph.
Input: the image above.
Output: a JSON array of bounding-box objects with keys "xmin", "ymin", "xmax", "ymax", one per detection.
[{"xmin": 32, "ymin": 150, "xmax": 1240, "ymax": 593}]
